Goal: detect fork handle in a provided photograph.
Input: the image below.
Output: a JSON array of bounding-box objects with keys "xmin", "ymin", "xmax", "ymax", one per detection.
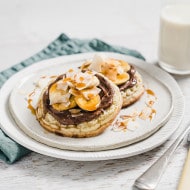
[
  {"xmin": 134, "ymin": 124, "xmax": 190, "ymax": 190},
  {"xmin": 178, "ymin": 148, "xmax": 190, "ymax": 190}
]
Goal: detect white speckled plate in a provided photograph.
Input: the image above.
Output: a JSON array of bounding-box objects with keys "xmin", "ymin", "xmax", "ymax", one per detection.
[{"xmin": 0, "ymin": 53, "xmax": 184, "ymax": 161}]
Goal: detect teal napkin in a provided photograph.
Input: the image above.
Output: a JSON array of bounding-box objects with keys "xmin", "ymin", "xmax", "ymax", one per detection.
[{"xmin": 0, "ymin": 33, "xmax": 145, "ymax": 164}]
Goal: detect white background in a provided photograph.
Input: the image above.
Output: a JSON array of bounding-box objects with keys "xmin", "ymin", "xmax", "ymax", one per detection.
[{"xmin": 0, "ymin": 0, "xmax": 162, "ymax": 71}]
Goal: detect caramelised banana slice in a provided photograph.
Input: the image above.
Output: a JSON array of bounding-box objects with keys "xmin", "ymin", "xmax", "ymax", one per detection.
[
  {"xmin": 119, "ymin": 60, "xmax": 131, "ymax": 72},
  {"xmin": 112, "ymin": 73, "xmax": 130, "ymax": 85},
  {"xmin": 49, "ymin": 83, "xmax": 77, "ymax": 111},
  {"xmin": 52, "ymin": 96, "xmax": 77, "ymax": 111},
  {"xmin": 36, "ymin": 69, "xmax": 122, "ymax": 138},
  {"xmin": 75, "ymin": 94, "xmax": 100, "ymax": 111}
]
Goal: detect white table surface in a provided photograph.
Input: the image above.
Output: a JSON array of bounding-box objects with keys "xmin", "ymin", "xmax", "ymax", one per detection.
[{"xmin": 0, "ymin": 0, "xmax": 190, "ymax": 189}]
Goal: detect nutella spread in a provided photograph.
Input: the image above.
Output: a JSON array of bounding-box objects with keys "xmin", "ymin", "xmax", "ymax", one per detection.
[
  {"xmin": 118, "ymin": 65, "xmax": 137, "ymax": 91},
  {"xmin": 42, "ymin": 74, "xmax": 114, "ymax": 125}
]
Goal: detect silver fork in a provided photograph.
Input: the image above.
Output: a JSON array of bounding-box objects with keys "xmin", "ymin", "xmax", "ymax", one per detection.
[{"xmin": 134, "ymin": 122, "xmax": 190, "ymax": 190}]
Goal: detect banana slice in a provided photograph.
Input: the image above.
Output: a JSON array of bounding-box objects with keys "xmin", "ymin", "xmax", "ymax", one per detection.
[
  {"xmin": 49, "ymin": 83, "xmax": 57, "ymax": 93},
  {"xmin": 75, "ymin": 95, "xmax": 100, "ymax": 111},
  {"xmin": 114, "ymin": 72, "xmax": 130, "ymax": 85},
  {"xmin": 52, "ymin": 96, "xmax": 77, "ymax": 111},
  {"xmin": 49, "ymin": 83, "xmax": 77, "ymax": 111},
  {"xmin": 119, "ymin": 60, "xmax": 130, "ymax": 72}
]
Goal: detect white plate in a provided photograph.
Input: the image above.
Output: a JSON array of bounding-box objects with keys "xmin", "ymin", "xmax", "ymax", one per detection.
[
  {"xmin": 0, "ymin": 53, "xmax": 184, "ymax": 161},
  {"xmin": 9, "ymin": 54, "xmax": 173, "ymax": 151}
]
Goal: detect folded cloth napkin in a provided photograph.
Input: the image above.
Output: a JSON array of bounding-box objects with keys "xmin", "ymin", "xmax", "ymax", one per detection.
[{"xmin": 0, "ymin": 33, "xmax": 145, "ymax": 164}]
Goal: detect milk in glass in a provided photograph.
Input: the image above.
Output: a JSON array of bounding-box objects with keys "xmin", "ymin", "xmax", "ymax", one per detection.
[{"xmin": 158, "ymin": 4, "xmax": 190, "ymax": 74}]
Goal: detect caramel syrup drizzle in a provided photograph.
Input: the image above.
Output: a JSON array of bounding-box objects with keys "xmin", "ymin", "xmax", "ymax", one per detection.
[
  {"xmin": 27, "ymin": 99, "xmax": 36, "ymax": 115},
  {"xmin": 26, "ymin": 75, "xmax": 55, "ymax": 115},
  {"xmin": 112, "ymin": 88, "xmax": 157, "ymax": 132}
]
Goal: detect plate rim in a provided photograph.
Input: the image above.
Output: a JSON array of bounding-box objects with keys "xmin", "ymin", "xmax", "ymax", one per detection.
[{"xmin": 0, "ymin": 52, "xmax": 185, "ymax": 161}]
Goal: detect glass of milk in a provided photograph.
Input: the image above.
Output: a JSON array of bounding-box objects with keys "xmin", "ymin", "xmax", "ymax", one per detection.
[{"xmin": 158, "ymin": 3, "xmax": 190, "ymax": 75}]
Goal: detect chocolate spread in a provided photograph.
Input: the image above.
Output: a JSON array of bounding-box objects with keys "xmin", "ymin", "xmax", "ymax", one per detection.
[
  {"xmin": 42, "ymin": 74, "xmax": 114, "ymax": 125},
  {"xmin": 118, "ymin": 65, "xmax": 137, "ymax": 91}
]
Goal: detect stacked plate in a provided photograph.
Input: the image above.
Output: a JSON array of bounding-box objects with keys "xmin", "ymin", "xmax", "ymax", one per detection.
[{"xmin": 0, "ymin": 53, "xmax": 184, "ymax": 161}]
